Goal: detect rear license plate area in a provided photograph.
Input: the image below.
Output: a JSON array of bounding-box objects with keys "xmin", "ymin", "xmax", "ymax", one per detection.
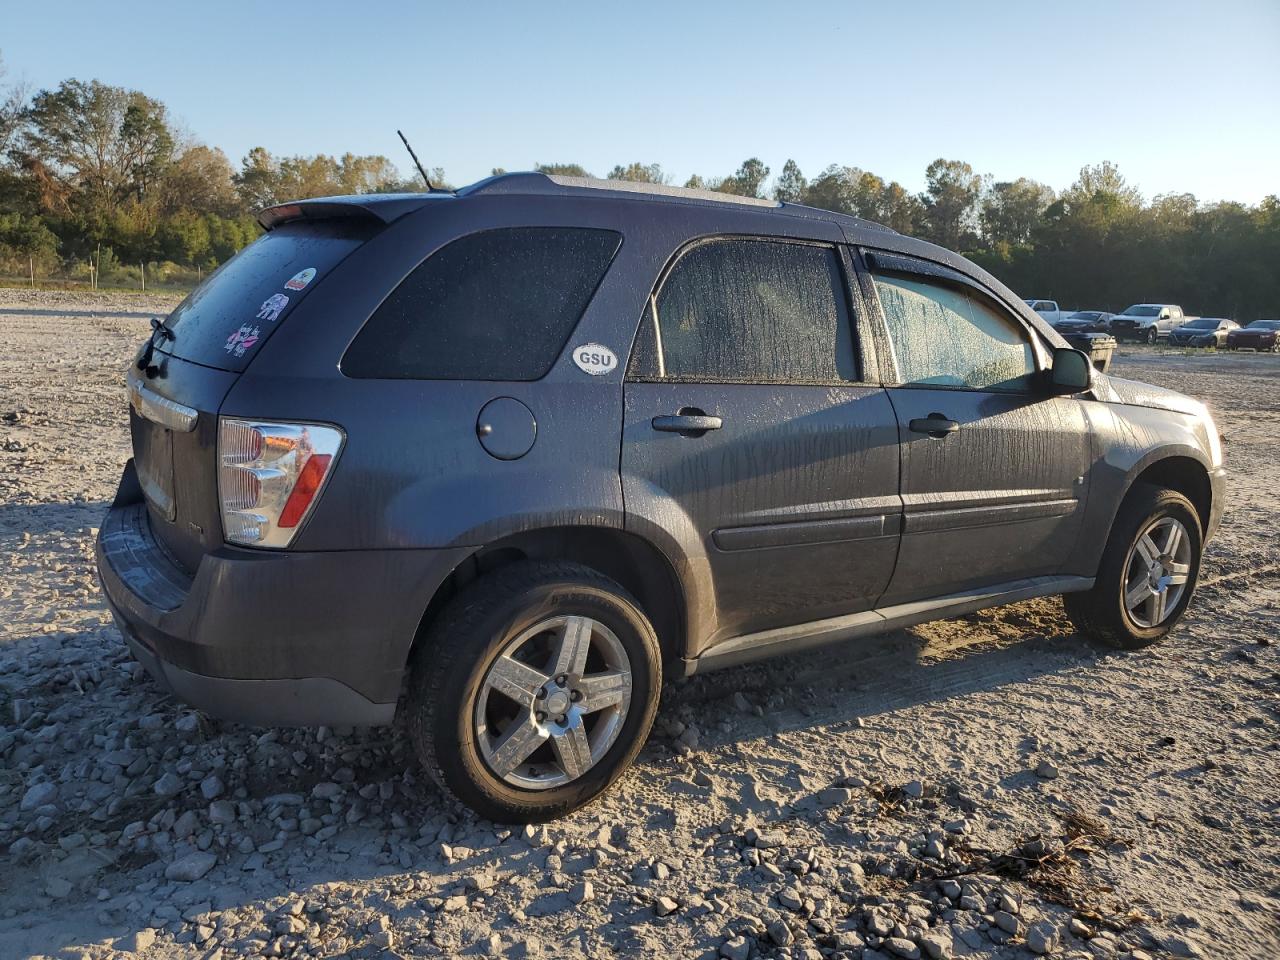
[{"xmin": 133, "ymin": 415, "xmax": 176, "ymax": 522}]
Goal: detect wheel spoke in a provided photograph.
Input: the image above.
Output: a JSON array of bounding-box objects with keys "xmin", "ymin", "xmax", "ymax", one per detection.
[
  {"xmin": 1163, "ymin": 522, "xmax": 1183, "ymax": 557},
  {"xmin": 551, "ymin": 719, "xmax": 592, "ymax": 780},
  {"xmin": 487, "ymin": 711, "xmax": 548, "ymax": 776},
  {"xmin": 1165, "ymin": 561, "xmax": 1190, "ymax": 585},
  {"xmin": 1135, "ymin": 533, "xmax": 1160, "ymax": 569},
  {"xmin": 577, "ymin": 669, "xmax": 631, "ymax": 713},
  {"xmin": 551, "ymin": 616, "xmax": 593, "ymax": 677},
  {"xmin": 1149, "ymin": 588, "xmax": 1168, "ymax": 625},
  {"xmin": 1125, "ymin": 578, "xmax": 1152, "ymax": 611},
  {"xmin": 486, "ymin": 655, "xmax": 549, "ymax": 704}
]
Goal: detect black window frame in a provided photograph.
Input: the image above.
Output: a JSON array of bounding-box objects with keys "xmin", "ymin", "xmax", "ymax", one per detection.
[
  {"xmin": 625, "ymin": 235, "xmax": 870, "ymax": 386},
  {"xmin": 341, "ymin": 225, "xmax": 623, "ymax": 383},
  {"xmin": 858, "ymin": 248, "xmax": 1051, "ymax": 394}
]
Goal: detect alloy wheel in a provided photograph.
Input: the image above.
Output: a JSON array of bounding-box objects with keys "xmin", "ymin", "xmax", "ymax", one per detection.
[
  {"xmin": 474, "ymin": 615, "xmax": 633, "ymax": 790},
  {"xmin": 1122, "ymin": 516, "xmax": 1192, "ymax": 628}
]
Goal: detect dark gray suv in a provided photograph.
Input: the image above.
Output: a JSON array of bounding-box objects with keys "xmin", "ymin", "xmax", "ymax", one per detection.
[{"xmin": 97, "ymin": 173, "xmax": 1226, "ymax": 821}]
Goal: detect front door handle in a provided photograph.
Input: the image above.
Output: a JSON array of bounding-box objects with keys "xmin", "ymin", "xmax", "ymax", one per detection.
[
  {"xmin": 652, "ymin": 408, "xmax": 723, "ymax": 436},
  {"xmin": 908, "ymin": 413, "xmax": 959, "ymax": 438}
]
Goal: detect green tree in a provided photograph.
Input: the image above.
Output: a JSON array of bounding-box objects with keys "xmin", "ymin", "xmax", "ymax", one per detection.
[
  {"xmin": 981, "ymin": 178, "xmax": 1055, "ymax": 247},
  {"xmin": 158, "ymin": 145, "xmax": 241, "ymax": 217},
  {"xmin": 718, "ymin": 157, "xmax": 770, "ymax": 198},
  {"xmin": 773, "ymin": 159, "xmax": 807, "ymax": 203},
  {"xmin": 19, "ymin": 79, "xmax": 174, "ymax": 219},
  {"xmin": 922, "ymin": 158, "xmax": 983, "ymax": 249},
  {"xmin": 0, "ymin": 52, "xmax": 28, "ymax": 157},
  {"xmin": 606, "ymin": 162, "xmax": 668, "ymax": 184},
  {"xmin": 535, "ymin": 162, "xmax": 591, "ymax": 177},
  {"xmin": 234, "ymin": 147, "xmax": 279, "ymax": 209}
]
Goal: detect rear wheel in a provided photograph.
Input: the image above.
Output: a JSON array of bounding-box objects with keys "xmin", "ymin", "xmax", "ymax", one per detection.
[
  {"xmin": 405, "ymin": 561, "xmax": 662, "ymax": 822},
  {"xmin": 1064, "ymin": 485, "xmax": 1202, "ymax": 649}
]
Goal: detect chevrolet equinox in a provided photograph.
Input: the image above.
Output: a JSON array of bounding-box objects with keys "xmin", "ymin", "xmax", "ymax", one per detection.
[{"xmin": 97, "ymin": 173, "xmax": 1226, "ymax": 822}]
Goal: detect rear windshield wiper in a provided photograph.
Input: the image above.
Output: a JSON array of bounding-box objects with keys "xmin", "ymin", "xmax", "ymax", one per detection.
[{"xmin": 136, "ymin": 316, "xmax": 175, "ymax": 377}]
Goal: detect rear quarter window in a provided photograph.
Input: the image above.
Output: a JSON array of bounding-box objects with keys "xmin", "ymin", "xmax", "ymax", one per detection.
[
  {"xmin": 159, "ymin": 220, "xmax": 373, "ymax": 372},
  {"xmin": 341, "ymin": 227, "xmax": 622, "ymax": 381}
]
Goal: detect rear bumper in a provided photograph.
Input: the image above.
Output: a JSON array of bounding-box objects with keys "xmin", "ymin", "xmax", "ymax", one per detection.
[{"xmin": 96, "ymin": 461, "xmax": 471, "ymax": 726}]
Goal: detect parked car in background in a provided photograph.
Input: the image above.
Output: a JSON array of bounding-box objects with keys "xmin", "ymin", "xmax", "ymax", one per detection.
[
  {"xmin": 1225, "ymin": 319, "xmax": 1280, "ymax": 351},
  {"xmin": 1025, "ymin": 299, "xmax": 1065, "ymax": 325},
  {"xmin": 1110, "ymin": 304, "xmax": 1190, "ymax": 344},
  {"xmin": 1168, "ymin": 317, "xmax": 1239, "ymax": 348},
  {"xmin": 1053, "ymin": 311, "xmax": 1114, "ymax": 334}
]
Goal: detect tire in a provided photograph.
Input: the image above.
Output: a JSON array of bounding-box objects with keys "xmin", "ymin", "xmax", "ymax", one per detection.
[
  {"xmin": 1146, "ymin": 327, "xmax": 1158, "ymax": 345},
  {"xmin": 1063, "ymin": 484, "xmax": 1202, "ymax": 650},
  {"xmin": 405, "ymin": 561, "xmax": 662, "ymax": 822}
]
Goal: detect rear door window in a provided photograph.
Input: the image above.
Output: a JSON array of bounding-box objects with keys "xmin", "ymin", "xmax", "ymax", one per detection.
[
  {"xmin": 159, "ymin": 220, "xmax": 372, "ymax": 372},
  {"xmin": 342, "ymin": 227, "xmax": 622, "ymax": 381},
  {"xmin": 628, "ymin": 238, "xmax": 858, "ymax": 382}
]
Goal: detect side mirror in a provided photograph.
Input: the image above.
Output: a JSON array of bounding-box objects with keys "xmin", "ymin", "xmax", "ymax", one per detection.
[{"xmin": 1049, "ymin": 346, "xmax": 1092, "ymax": 393}]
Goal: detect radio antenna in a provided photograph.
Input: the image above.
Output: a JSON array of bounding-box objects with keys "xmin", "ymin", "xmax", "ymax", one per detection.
[{"xmin": 397, "ymin": 129, "xmax": 438, "ymax": 192}]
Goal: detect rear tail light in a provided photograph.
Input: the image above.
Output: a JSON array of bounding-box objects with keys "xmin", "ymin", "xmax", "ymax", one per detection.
[{"xmin": 217, "ymin": 418, "xmax": 344, "ymax": 548}]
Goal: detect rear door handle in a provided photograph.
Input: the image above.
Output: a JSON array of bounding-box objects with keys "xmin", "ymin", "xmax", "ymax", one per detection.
[
  {"xmin": 908, "ymin": 413, "xmax": 959, "ymax": 438},
  {"xmin": 652, "ymin": 409, "xmax": 722, "ymax": 435}
]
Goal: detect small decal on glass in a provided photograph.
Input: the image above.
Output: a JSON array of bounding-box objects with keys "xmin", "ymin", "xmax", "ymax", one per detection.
[
  {"xmin": 572, "ymin": 343, "xmax": 617, "ymax": 376},
  {"xmin": 284, "ymin": 267, "xmax": 316, "ymax": 291},
  {"xmin": 224, "ymin": 325, "xmax": 261, "ymax": 357},
  {"xmin": 256, "ymin": 293, "xmax": 290, "ymax": 322}
]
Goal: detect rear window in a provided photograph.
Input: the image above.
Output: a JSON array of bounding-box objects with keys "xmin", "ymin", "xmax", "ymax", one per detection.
[
  {"xmin": 342, "ymin": 227, "xmax": 622, "ymax": 381},
  {"xmin": 158, "ymin": 220, "xmax": 373, "ymax": 372}
]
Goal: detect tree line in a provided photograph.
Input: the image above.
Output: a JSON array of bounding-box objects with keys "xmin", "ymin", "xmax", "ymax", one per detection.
[{"xmin": 1, "ymin": 59, "xmax": 1277, "ymax": 318}]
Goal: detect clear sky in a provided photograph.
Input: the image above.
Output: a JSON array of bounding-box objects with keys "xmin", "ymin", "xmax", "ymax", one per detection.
[{"xmin": 3, "ymin": 0, "xmax": 1277, "ymax": 204}]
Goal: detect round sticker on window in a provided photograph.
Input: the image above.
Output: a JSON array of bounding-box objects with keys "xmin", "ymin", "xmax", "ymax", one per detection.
[
  {"xmin": 284, "ymin": 267, "xmax": 317, "ymax": 291},
  {"xmin": 572, "ymin": 343, "xmax": 617, "ymax": 376}
]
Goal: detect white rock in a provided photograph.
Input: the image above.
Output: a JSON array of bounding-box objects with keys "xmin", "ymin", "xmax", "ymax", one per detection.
[
  {"xmin": 165, "ymin": 851, "xmax": 217, "ymax": 882},
  {"xmin": 20, "ymin": 782, "xmax": 58, "ymax": 811},
  {"xmin": 1035, "ymin": 759, "xmax": 1059, "ymax": 779}
]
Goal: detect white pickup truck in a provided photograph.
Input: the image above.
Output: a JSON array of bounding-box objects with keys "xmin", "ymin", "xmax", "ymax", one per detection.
[
  {"xmin": 1024, "ymin": 299, "xmax": 1066, "ymax": 325},
  {"xmin": 1109, "ymin": 304, "xmax": 1193, "ymax": 343}
]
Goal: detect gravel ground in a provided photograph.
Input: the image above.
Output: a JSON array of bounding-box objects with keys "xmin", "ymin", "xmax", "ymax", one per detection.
[{"xmin": 0, "ymin": 288, "xmax": 1277, "ymax": 960}]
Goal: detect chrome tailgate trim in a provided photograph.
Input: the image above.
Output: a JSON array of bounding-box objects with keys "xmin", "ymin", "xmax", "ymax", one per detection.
[{"xmin": 127, "ymin": 368, "xmax": 198, "ymax": 433}]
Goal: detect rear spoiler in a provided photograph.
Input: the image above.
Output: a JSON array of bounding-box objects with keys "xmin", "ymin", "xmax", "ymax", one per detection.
[{"xmin": 256, "ymin": 193, "xmax": 449, "ymax": 231}]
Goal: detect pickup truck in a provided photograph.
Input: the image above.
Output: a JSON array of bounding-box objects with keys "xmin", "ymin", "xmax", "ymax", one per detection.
[
  {"xmin": 1024, "ymin": 299, "xmax": 1065, "ymax": 325},
  {"xmin": 1109, "ymin": 304, "xmax": 1192, "ymax": 343}
]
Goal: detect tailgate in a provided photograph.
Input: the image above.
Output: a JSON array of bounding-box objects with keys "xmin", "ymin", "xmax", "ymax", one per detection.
[{"xmin": 128, "ymin": 360, "xmax": 239, "ymax": 572}]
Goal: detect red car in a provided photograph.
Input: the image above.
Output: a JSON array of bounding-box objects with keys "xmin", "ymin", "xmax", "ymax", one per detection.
[{"xmin": 1225, "ymin": 319, "xmax": 1280, "ymax": 351}]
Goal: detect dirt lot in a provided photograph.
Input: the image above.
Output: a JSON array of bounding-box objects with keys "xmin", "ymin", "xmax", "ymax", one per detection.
[{"xmin": 0, "ymin": 288, "xmax": 1277, "ymax": 960}]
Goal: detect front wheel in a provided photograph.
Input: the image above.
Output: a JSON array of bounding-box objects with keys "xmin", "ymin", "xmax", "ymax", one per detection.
[
  {"xmin": 405, "ymin": 561, "xmax": 662, "ymax": 822},
  {"xmin": 1146, "ymin": 327, "xmax": 1159, "ymax": 344},
  {"xmin": 1064, "ymin": 485, "xmax": 1202, "ymax": 649}
]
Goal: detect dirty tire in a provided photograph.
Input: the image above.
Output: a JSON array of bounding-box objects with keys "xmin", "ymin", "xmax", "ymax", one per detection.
[
  {"xmin": 1064, "ymin": 484, "xmax": 1202, "ymax": 649},
  {"xmin": 1146, "ymin": 327, "xmax": 1158, "ymax": 344},
  {"xmin": 405, "ymin": 561, "xmax": 662, "ymax": 823}
]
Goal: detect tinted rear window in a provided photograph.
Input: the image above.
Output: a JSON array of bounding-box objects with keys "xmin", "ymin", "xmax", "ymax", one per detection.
[
  {"xmin": 158, "ymin": 220, "xmax": 373, "ymax": 372},
  {"xmin": 341, "ymin": 227, "xmax": 622, "ymax": 381}
]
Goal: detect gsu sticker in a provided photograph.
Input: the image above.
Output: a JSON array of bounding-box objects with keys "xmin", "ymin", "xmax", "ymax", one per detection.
[{"xmin": 572, "ymin": 343, "xmax": 617, "ymax": 376}]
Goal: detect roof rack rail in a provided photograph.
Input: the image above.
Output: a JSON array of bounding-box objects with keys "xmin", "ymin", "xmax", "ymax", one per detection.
[{"xmin": 459, "ymin": 171, "xmax": 782, "ymax": 209}]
